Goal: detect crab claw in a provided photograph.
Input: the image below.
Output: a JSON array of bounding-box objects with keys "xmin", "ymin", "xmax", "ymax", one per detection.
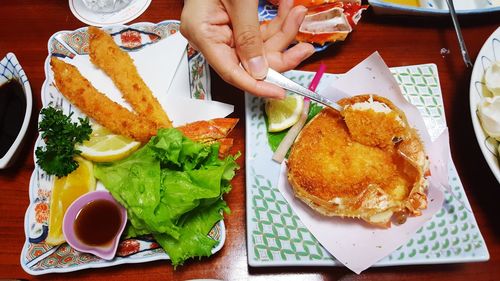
[
  {"xmin": 266, "ymin": 0, "xmax": 367, "ymax": 45},
  {"xmin": 296, "ymin": 4, "xmax": 352, "ymax": 45},
  {"xmin": 177, "ymin": 118, "xmax": 239, "ymax": 157}
]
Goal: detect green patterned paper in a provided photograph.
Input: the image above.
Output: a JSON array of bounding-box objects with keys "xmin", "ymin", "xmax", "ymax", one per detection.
[{"xmin": 245, "ymin": 64, "xmax": 489, "ymax": 267}]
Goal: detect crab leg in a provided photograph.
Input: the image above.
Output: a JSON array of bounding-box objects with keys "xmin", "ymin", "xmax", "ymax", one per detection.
[
  {"xmin": 178, "ymin": 118, "xmax": 238, "ymax": 142},
  {"xmin": 266, "ymin": 0, "xmax": 366, "ymax": 45}
]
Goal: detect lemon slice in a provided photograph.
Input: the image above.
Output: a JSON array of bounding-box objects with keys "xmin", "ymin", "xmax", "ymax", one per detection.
[
  {"xmin": 45, "ymin": 157, "xmax": 96, "ymax": 245},
  {"xmin": 77, "ymin": 124, "xmax": 141, "ymax": 162},
  {"xmin": 265, "ymin": 94, "xmax": 304, "ymax": 132}
]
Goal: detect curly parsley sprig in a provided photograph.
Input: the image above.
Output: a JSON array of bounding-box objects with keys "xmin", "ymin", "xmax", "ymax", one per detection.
[{"xmin": 35, "ymin": 107, "xmax": 92, "ymax": 177}]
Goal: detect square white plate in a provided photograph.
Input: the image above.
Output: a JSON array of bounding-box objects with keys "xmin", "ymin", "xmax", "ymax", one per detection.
[
  {"xmin": 245, "ymin": 64, "xmax": 489, "ymax": 267},
  {"xmin": 20, "ymin": 20, "xmax": 224, "ymax": 275}
]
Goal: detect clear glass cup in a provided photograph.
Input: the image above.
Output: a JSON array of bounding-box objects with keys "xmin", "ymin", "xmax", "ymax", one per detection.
[{"xmin": 81, "ymin": 0, "xmax": 133, "ymax": 13}]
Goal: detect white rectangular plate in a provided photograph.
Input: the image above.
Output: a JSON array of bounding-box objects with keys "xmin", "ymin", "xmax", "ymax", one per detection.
[{"xmin": 245, "ymin": 64, "xmax": 489, "ymax": 267}]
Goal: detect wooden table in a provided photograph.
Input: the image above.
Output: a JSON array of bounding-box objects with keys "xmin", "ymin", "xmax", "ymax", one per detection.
[{"xmin": 0, "ymin": 1, "xmax": 499, "ymax": 280}]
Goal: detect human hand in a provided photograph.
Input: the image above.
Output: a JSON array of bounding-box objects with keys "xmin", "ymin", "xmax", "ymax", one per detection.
[{"xmin": 180, "ymin": 0, "xmax": 315, "ymax": 99}]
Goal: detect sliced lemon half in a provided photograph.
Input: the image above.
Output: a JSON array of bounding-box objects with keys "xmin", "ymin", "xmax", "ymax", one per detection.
[
  {"xmin": 45, "ymin": 157, "xmax": 96, "ymax": 246},
  {"xmin": 265, "ymin": 94, "xmax": 304, "ymax": 132},
  {"xmin": 77, "ymin": 124, "xmax": 141, "ymax": 163}
]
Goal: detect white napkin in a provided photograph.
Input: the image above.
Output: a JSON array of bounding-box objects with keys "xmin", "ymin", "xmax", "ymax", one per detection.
[{"xmin": 277, "ymin": 52, "xmax": 448, "ymax": 274}]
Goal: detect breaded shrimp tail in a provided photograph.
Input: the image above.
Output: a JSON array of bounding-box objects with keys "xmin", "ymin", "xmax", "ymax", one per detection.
[
  {"xmin": 88, "ymin": 26, "xmax": 172, "ymax": 128},
  {"xmin": 50, "ymin": 57, "xmax": 158, "ymax": 143}
]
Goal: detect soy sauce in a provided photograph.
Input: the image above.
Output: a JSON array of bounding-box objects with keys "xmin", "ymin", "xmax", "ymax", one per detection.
[
  {"xmin": 74, "ymin": 199, "xmax": 122, "ymax": 246},
  {"xmin": 0, "ymin": 79, "xmax": 26, "ymax": 158}
]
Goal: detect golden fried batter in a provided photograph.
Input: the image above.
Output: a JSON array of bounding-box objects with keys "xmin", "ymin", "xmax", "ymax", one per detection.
[
  {"xmin": 287, "ymin": 95, "xmax": 428, "ymax": 227},
  {"xmin": 88, "ymin": 26, "xmax": 172, "ymax": 128},
  {"xmin": 50, "ymin": 57, "xmax": 158, "ymax": 143},
  {"xmin": 341, "ymin": 95, "xmax": 408, "ymax": 148}
]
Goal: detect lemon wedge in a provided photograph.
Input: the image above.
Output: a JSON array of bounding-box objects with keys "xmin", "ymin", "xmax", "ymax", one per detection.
[
  {"xmin": 77, "ymin": 124, "xmax": 141, "ymax": 163},
  {"xmin": 45, "ymin": 157, "xmax": 96, "ymax": 245},
  {"xmin": 265, "ymin": 94, "xmax": 304, "ymax": 132}
]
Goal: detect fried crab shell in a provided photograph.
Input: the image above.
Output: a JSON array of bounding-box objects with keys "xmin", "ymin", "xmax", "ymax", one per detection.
[{"xmin": 286, "ymin": 94, "xmax": 429, "ymax": 228}]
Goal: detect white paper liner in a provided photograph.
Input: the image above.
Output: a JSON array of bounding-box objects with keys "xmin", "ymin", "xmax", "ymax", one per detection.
[{"xmin": 277, "ymin": 52, "xmax": 449, "ymax": 274}]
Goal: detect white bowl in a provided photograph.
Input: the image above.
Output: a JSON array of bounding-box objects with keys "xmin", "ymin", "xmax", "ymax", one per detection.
[
  {"xmin": 0, "ymin": 53, "xmax": 33, "ymax": 169},
  {"xmin": 469, "ymin": 27, "xmax": 500, "ymax": 183}
]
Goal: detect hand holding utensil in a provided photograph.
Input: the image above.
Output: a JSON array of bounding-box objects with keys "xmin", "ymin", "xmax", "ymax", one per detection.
[{"xmin": 264, "ymin": 68, "xmax": 343, "ymax": 111}]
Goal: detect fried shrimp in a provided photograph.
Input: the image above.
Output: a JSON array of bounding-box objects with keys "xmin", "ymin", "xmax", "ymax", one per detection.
[
  {"xmin": 50, "ymin": 57, "xmax": 158, "ymax": 143},
  {"xmin": 87, "ymin": 26, "xmax": 172, "ymax": 128}
]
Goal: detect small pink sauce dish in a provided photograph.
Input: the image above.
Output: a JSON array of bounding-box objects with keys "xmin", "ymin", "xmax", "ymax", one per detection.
[{"xmin": 63, "ymin": 190, "xmax": 127, "ymax": 260}]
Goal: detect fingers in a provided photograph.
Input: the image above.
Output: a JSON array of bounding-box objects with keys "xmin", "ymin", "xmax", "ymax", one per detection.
[
  {"xmin": 201, "ymin": 42, "xmax": 285, "ymax": 98},
  {"xmin": 260, "ymin": 0, "xmax": 294, "ymax": 41},
  {"xmin": 266, "ymin": 42, "xmax": 315, "ymax": 72},
  {"xmin": 180, "ymin": 0, "xmax": 232, "ymax": 49},
  {"xmin": 220, "ymin": 66, "xmax": 286, "ymax": 98},
  {"xmin": 182, "ymin": 24, "xmax": 233, "ymax": 52},
  {"xmin": 264, "ymin": 5, "xmax": 307, "ymax": 52},
  {"xmin": 222, "ymin": 0, "xmax": 268, "ymax": 80},
  {"xmin": 219, "ymin": 63, "xmax": 285, "ymax": 98}
]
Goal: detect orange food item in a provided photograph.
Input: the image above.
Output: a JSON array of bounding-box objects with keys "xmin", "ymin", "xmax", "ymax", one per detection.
[
  {"xmin": 45, "ymin": 157, "xmax": 96, "ymax": 245},
  {"xmin": 88, "ymin": 26, "xmax": 172, "ymax": 128},
  {"xmin": 287, "ymin": 95, "xmax": 428, "ymax": 228},
  {"xmin": 50, "ymin": 57, "xmax": 159, "ymax": 143},
  {"xmin": 341, "ymin": 95, "xmax": 408, "ymax": 148},
  {"xmin": 267, "ymin": 0, "xmax": 366, "ymax": 45},
  {"xmin": 178, "ymin": 118, "xmax": 239, "ymax": 157}
]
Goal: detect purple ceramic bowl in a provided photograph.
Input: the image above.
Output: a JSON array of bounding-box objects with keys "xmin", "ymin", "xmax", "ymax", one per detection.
[{"xmin": 63, "ymin": 190, "xmax": 127, "ymax": 260}]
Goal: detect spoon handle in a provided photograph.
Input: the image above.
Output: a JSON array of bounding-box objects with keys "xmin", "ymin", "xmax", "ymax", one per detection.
[{"xmin": 265, "ymin": 68, "xmax": 343, "ymax": 111}]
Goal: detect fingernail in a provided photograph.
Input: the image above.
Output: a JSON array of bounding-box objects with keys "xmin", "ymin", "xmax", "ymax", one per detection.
[
  {"xmin": 296, "ymin": 5, "xmax": 307, "ymax": 13},
  {"xmin": 306, "ymin": 45, "xmax": 316, "ymax": 57},
  {"xmin": 247, "ymin": 56, "xmax": 268, "ymax": 80},
  {"xmin": 276, "ymin": 91, "xmax": 286, "ymax": 99},
  {"xmin": 268, "ymin": 90, "xmax": 286, "ymax": 100},
  {"xmin": 296, "ymin": 6, "xmax": 308, "ymax": 21}
]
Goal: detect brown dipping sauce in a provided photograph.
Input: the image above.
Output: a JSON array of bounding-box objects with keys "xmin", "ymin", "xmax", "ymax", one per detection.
[
  {"xmin": 0, "ymin": 79, "xmax": 26, "ymax": 158},
  {"xmin": 74, "ymin": 199, "xmax": 122, "ymax": 246}
]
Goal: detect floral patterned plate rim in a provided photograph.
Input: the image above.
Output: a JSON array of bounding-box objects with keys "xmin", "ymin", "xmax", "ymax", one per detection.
[
  {"xmin": 469, "ymin": 26, "xmax": 500, "ymax": 184},
  {"xmin": 20, "ymin": 20, "xmax": 224, "ymax": 275},
  {"xmin": 245, "ymin": 65, "xmax": 489, "ymax": 267}
]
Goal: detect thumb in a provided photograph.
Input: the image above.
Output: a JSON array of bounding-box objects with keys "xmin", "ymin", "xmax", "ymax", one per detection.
[{"xmin": 223, "ymin": 0, "xmax": 268, "ymax": 79}]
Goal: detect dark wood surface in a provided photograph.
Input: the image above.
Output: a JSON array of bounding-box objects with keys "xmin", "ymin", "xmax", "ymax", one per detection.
[{"xmin": 0, "ymin": 1, "xmax": 499, "ymax": 280}]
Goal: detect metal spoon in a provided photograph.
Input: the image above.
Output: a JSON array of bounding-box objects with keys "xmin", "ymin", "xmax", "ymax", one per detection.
[
  {"xmin": 264, "ymin": 68, "xmax": 343, "ymax": 111},
  {"xmin": 264, "ymin": 68, "xmax": 404, "ymax": 144}
]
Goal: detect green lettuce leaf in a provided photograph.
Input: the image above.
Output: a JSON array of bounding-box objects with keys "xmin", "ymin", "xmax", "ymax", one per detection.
[
  {"xmin": 94, "ymin": 145, "xmax": 162, "ymax": 237},
  {"xmin": 154, "ymin": 199, "xmax": 229, "ymax": 267},
  {"xmin": 150, "ymin": 128, "xmax": 211, "ymax": 170},
  {"xmin": 94, "ymin": 127, "xmax": 239, "ymax": 266}
]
